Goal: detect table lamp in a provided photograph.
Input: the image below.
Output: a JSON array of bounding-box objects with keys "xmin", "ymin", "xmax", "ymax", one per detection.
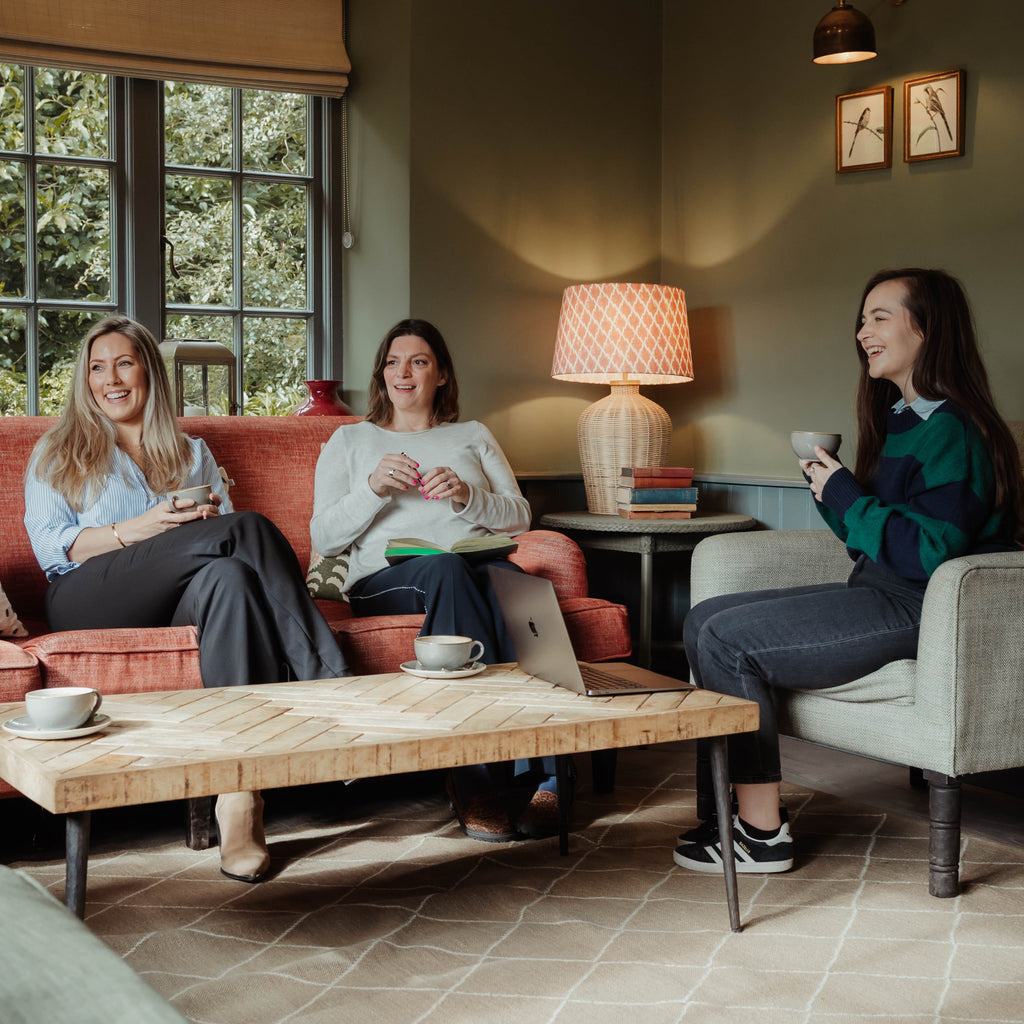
[{"xmin": 551, "ymin": 282, "xmax": 692, "ymax": 514}]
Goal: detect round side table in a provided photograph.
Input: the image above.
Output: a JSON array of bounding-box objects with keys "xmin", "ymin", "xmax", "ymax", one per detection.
[{"xmin": 539, "ymin": 511, "xmax": 757, "ymax": 668}]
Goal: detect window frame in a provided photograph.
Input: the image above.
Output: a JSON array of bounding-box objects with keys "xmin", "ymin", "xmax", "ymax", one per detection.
[{"xmin": 1, "ymin": 65, "xmax": 343, "ymax": 415}]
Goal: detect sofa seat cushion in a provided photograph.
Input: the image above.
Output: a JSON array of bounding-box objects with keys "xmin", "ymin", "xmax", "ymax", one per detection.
[
  {"xmin": 24, "ymin": 627, "xmax": 203, "ymax": 692},
  {"xmin": 333, "ymin": 613, "xmax": 426, "ymax": 675},
  {"xmin": 330, "ymin": 597, "xmax": 632, "ymax": 677},
  {"xmin": 787, "ymin": 659, "xmax": 917, "ymax": 705},
  {"xmin": 0, "ymin": 640, "xmax": 41, "ymax": 702}
]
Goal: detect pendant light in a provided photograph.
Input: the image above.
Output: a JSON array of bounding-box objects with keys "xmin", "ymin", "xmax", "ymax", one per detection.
[{"xmin": 813, "ymin": 1, "xmax": 877, "ymax": 64}]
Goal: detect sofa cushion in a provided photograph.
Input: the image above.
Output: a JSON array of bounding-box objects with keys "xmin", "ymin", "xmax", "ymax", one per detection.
[
  {"xmin": 0, "ymin": 640, "xmax": 41, "ymax": 702},
  {"xmin": 330, "ymin": 597, "xmax": 632, "ymax": 677},
  {"xmin": 25, "ymin": 627, "xmax": 203, "ymax": 692},
  {"xmin": 306, "ymin": 545, "xmax": 351, "ymax": 601},
  {"xmin": 560, "ymin": 598, "xmax": 632, "ymax": 663},
  {"xmin": 0, "ymin": 581, "xmax": 27, "ymax": 638}
]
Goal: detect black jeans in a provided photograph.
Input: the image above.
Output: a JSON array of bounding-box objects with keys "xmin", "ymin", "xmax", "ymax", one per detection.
[{"xmin": 46, "ymin": 511, "xmax": 349, "ymax": 687}]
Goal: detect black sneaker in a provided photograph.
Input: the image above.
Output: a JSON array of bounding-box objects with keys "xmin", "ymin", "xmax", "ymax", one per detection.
[
  {"xmin": 673, "ymin": 816, "xmax": 794, "ymax": 874},
  {"xmin": 678, "ymin": 804, "xmax": 788, "ymax": 844}
]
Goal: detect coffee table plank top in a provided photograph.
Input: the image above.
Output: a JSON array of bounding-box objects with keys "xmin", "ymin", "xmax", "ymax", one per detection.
[{"xmin": 0, "ymin": 665, "xmax": 757, "ymax": 815}]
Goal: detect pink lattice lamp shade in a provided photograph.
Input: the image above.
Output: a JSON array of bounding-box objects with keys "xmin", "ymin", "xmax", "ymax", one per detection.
[
  {"xmin": 551, "ymin": 283, "xmax": 693, "ymax": 514},
  {"xmin": 551, "ymin": 283, "xmax": 692, "ymax": 384}
]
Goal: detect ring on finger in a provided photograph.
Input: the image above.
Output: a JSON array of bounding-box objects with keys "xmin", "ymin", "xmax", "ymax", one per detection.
[{"xmin": 388, "ymin": 468, "xmax": 395, "ymax": 478}]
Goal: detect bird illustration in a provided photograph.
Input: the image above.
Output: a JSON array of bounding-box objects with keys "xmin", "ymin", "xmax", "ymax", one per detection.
[
  {"xmin": 923, "ymin": 85, "xmax": 952, "ymax": 143},
  {"xmin": 848, "ymin": 106, "xmax": 871, "ymax": 158}
]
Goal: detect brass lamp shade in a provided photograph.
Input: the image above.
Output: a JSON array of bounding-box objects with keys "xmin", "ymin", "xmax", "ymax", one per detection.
[
  {"xmin": 813, "ymin": 1, "xmax": 877, "ymax": 64},
  {"xmin": 552, "ymin": 283, "xmax": 692, "ymax": 515}
]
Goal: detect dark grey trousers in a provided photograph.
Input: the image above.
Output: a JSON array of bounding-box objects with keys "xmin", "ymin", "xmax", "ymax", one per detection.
[{"xmin": 46, "ymin": 510, "xmax": 349, "ymax": 687}]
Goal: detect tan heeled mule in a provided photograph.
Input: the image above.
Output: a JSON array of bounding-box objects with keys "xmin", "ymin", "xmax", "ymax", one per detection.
[{"xmin": 215, "ymin": 791, "xmax": 271, "ymax": 882}]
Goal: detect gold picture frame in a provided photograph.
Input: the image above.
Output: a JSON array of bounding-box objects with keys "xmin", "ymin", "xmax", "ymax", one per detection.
[
  {"xmin": 904, "ymin": 70, "xmax": 965, "ymax": 162},
  {"xmin": 836, "ymin": 86, "xmax": 892, "ymax": 173}
]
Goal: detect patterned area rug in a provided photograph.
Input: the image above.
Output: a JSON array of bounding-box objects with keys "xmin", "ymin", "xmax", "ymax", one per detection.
[{"xmin": 9, "ymin": 740, "xmax": 1024, "ymax": 1024}]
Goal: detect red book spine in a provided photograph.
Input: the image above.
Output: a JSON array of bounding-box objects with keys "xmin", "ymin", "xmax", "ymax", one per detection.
[{"xmin": 620, "ymin": 476, "xmax": 694, "ymax": 489}]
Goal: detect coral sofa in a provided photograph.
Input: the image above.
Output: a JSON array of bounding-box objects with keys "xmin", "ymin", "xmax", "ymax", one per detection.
[{"xmin": 0, "ymin": 416, "xmax": 631, "ymax": 800}]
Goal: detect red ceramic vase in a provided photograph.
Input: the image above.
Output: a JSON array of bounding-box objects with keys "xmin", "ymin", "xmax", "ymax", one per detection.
[{"xmin": 291, "ymin": 379, "xmax": 352, "ymax": 416}]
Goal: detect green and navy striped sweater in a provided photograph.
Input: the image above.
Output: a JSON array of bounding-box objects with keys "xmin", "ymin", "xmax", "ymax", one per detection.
[{"xmin": 817, "ymin": 399, "xmax": 1014, "ymax": 583}]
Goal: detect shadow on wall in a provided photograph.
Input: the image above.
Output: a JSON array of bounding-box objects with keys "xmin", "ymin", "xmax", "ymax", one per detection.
[
  {"xmin": 660, "ymin": 304, "xmax": 736, "ymax": 470},
  {"xmin": 409, "ymin": 180, "xmax": 662, "ymax": 472}
]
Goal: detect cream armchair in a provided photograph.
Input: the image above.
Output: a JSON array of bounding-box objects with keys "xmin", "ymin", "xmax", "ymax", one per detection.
[{"xmin": 690, "ymin": 529, "xmax": 1024, "ymax": 897}]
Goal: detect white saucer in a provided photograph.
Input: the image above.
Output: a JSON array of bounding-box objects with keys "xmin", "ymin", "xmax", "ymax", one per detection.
[
  {"xmin": 400, "ymin": 660, "xmax": 486, "ymax": 680},
  {"xmin": 2, "ymin": 714, "xmax": 112, "ymax": 741}
]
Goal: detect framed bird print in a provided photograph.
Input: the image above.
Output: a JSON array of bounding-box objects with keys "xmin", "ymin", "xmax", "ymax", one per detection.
[
  {"xmin": 904, "ymin": 70, "xmax": 965, "ymax": 162},
  {"xmin": 836, "ymin": 86, "xmax": 892, "ymax": 173}
]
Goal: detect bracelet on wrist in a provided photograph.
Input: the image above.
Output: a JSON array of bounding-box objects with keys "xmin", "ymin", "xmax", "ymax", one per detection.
[{"xmin": 111, "ymin": 522, "xmax": 127, "ymax": 548}]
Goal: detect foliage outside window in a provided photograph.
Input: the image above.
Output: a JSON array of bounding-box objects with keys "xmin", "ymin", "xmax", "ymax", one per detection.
[{"xmin": 0, "ymin": 64, "xmax": 329, "ymax": 416}]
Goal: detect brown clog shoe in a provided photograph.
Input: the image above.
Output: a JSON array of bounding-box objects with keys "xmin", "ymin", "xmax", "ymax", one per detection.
[
  {"xmin": 516, "ymin": 789, "xmax": 561, "ymax": 839},
  {"xmin": 446, "ymin": 774, "xmax": 517, "ymax": 842}
]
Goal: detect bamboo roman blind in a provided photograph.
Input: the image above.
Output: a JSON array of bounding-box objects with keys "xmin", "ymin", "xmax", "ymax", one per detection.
[{"xmin": 0, "ymin": 0, "xmax": 350, "ymax": 96}]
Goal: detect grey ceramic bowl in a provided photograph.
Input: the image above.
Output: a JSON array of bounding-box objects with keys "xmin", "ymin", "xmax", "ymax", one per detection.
[{"xmin": 791, "ymin": 431, "xmax": 842, "ymax": 461}]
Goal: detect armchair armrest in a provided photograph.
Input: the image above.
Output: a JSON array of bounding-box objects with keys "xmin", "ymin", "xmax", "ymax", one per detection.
[
  {"xmin": 510, "ymin": 530, "xmax": 588, "ymax": 600},
  {"xmin": 691, "ymin": 530, "xmax": 851, "ymax": 605},
  {"xmin": 914, "ymin": 550, "xmax": 1024, "ymax": 774}
]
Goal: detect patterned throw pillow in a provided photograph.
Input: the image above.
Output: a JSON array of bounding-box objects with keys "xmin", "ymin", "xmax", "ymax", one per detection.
[
  {"xmin": 306, "ymin": 545, "xmax": 351, "ymax": 602},
  {"xmin": 0, "ymin": 582, "xmax": 27, "ymax": 638}
]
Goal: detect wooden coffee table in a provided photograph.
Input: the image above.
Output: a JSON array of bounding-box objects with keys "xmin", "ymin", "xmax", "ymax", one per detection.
[{"xmin": 0, "ymin": 664, "xmax": 757, "ymax": 930}]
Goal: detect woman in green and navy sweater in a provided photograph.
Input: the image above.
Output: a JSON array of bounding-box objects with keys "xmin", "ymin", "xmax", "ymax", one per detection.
[{"xmin": 677, "ymin": 268, "xmax": 1023, "ymax": 875}]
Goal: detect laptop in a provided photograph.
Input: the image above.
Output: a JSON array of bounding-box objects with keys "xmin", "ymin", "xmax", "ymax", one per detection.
[{"xmin": 488, "ymin": 566, "xmax": 689, "ymax": 696}]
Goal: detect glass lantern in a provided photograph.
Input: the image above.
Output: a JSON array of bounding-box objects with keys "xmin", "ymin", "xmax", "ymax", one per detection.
[{"xmin": 159, "ymin": 339, "xmax": 239, "ymax": 416}]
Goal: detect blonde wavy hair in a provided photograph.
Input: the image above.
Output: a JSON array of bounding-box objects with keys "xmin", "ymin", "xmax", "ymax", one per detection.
[{"xmin": 32, "ymin": 316, "xmax": 191, "ymax": 511}]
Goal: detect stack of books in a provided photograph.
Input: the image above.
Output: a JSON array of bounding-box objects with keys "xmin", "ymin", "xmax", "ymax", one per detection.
[{"xmin": 615, "ymin": 466, "xmax": 697, "ymax": 519}]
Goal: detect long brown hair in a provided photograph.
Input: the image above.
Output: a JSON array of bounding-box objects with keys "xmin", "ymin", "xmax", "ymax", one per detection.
[
  {"xmin": 32, "ymin": 315, "xmax": 191, "ymax": 510},
  {"xmin": 853, "ymin": 269, "xmax": 1022, "ymax": 538},
  {"xmin": 365, "ymin": 319, "xmax": 460, "ymax": 427}
]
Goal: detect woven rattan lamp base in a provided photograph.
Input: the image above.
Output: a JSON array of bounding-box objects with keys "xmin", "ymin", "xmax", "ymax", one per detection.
[{"xmin": 578, "ymin": 381, "xmax": 670, "ymax": 514}]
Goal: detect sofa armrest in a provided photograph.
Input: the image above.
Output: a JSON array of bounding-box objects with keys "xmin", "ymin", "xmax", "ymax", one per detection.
[
  {"xmin": 913, "ymin": 550, "xmax": 1024, "ymax": 773},
  {"xmin": 690, "ymin": 529, "xmax": 851, "ymax": 605},
  {"xmin": 510, "ymin": 529, "xmax": 588, "ymax": 600}
]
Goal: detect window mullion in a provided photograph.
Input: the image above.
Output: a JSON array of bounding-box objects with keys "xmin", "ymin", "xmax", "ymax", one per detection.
[{"xmin": 124, "ymin": 78, "xmax": 162, "ymax": 330}]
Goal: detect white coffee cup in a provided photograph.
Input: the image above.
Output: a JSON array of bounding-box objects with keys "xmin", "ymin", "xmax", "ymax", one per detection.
[
  {"xmin": 169, "ymin": 483, "xmax": 213, "ymax": 511},
  {"xmin": 25, "ymin": 687, "xmax": 103, "ymax": 731},
  {"xmin": 414, "ymin": 635, "xmax": 485, "ymax": 671}
]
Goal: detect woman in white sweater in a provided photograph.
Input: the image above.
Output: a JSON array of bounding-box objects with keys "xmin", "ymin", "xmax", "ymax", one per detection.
[{"xmin": 311, "ymin": 319, "xmax": 559, "ymax": 841}]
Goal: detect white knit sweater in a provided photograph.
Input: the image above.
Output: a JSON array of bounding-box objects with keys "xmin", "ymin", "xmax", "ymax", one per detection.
[{"xmin": 310, "ymin": 420, "xmax": 531, "ymax": 594}]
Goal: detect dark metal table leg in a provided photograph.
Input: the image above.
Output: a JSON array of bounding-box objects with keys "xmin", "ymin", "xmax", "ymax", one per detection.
[
  {"xmin": 556, "ymin": 754, "xmax": 571, "ymax": 855},
  {"xmin": 186, "ymin": 795, "xmax": 215, "ymax": 850},
  {"xmin": 65, "ymin": 811, "xmax": 91, "ymax": 919},
  {"xmin": 709, "ymin": 736, "xmax": 742, "ymax": 932}
]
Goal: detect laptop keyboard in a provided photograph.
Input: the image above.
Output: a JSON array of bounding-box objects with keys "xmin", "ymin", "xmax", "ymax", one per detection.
[{"xmin": 578, "ymin": 663, "xmax": 647, "ymax": 692}]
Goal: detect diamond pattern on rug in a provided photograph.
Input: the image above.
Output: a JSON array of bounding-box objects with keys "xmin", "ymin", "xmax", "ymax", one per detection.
[{"xmin": 9, "ymin": 740, "xmax": 1024, "ymax": 1024}]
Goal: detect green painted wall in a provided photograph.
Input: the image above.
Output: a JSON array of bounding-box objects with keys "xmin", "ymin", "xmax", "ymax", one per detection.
[
  {"xmin": 662, "ymin": 0, "xmax": 1024, "ymax": 478},
  {"xmin": 343, "ymin": 1, "xmax": 1024, "ymax": 480}
]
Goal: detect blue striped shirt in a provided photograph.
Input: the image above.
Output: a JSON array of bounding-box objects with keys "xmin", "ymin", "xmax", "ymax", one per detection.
[{"xmin": 24, "ymin": 438, "xmax": 232, "ymax": 580}]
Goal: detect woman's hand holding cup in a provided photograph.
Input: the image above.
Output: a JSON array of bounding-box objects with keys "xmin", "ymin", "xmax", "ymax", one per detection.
[{"xmin": 801, "ymin": 448, "xmax": 844, "ymax": 502}]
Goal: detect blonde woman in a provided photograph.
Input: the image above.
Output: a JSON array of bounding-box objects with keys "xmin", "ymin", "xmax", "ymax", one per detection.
[{"xmin": 24, "ymin": 315, "xmax": 349, "ymax": 882}]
